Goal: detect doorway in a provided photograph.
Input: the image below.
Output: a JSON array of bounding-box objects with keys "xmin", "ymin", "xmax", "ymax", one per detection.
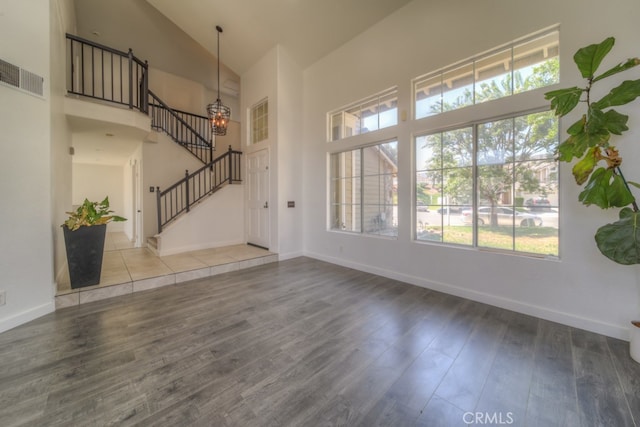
[{"xmin": 246, "ymin": 149, "xmax": 270, "ymax": 249}]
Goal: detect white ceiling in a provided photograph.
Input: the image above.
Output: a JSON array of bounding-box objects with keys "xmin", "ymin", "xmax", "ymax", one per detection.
[
  {"xmin": 145, "ymin": 0, "xmax": 413, "ymax": 75},
  {"xmin": 68, "ymin": 116, "xmax": 145, "ymax": 165},
  {"xmin": 70, "ymin": 0, "xmax": 412, "ymax": 166}
]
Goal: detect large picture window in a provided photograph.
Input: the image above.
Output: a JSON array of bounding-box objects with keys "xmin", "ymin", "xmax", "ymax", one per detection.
[
  {"xmin": 415, "ymin": 110, "xmax": 559, "ymax": 257},
  {"xmin": 331, "ymin": 140, "xmax": 398, "ymax": 237}
]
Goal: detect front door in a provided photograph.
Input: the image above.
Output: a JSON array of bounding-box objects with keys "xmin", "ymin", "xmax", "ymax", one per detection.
[{"xmin": 247, "ymin": 149, "xmax": 270, "ymax": 249}]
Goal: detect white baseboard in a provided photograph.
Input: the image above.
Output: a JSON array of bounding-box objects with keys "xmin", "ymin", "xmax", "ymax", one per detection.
[
  {"xmin": 0, "ymin": 302, "xmax": 55, "ymax": 334},
  {"xmin": 277, "ymin": 251, "xmax": 303, "ymax": 261},
  {"xmin": 303, "ymin": 251, "xmax": 629, "ymax": 341}
]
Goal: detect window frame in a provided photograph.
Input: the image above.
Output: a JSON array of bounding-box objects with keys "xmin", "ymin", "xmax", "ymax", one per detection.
[
  {"xmin": 413, "ymin": 27, "xmax": 559, "ymax": 120},
  {"xmin": 249, "ymin": 97, "xmax": 268, "ymax": 145},
  {"xmin": 413, "ymin": 107, "xmax": 560, "ymax": 258},
  {"xmin": 329, "ymin": 138, "xmax": 399, "ymax": 238},
  {"xmin": 327, "ymin": 87, "xmax": 398, "ymax": 142}
]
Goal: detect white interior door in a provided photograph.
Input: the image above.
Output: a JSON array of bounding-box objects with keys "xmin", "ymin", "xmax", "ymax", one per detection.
[{"xmin": 247, "ymin": 149, "xmax": 270, "ymax": 249}]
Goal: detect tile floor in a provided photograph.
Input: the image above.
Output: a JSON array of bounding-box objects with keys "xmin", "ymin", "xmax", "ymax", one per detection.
[{"xmin": 56, "ymin": 233, "xmax": 277, "ymax": 309}]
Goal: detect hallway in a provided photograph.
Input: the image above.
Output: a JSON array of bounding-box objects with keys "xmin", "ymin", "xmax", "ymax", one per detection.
[{"xmin": 56, "ymin": 233, "xmax": 277, "ymax": 309}]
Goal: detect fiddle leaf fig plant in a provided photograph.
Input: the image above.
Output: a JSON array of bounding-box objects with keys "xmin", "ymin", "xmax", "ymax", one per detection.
[
  {"xmin": 545, "ymin": 37, "xmax": 640, "ymax": 265},
  {"xmin": 63, "ymin": 197, "xmax": 127, "ymax": 231}
]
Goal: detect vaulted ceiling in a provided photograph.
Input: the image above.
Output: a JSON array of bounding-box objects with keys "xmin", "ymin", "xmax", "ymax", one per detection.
[
  {"xmin": 145, "ymin": 0, "xmax": 413, "ymax": 75},
  {"xmin": 74, "ymin": 0, "xmax": 412, "ymax": 90},
  {"xmin": 70, "ymin": 0, "xmax": 412, "ymax": 164}
]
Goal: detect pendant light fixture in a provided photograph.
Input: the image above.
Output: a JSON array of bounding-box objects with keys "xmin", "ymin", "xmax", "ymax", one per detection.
[{"xmin": 207, "ymin": 25, "xmax": 231, "ymax": 145}]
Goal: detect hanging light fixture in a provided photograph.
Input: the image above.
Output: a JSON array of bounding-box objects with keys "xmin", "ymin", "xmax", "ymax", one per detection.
[{"xmin": 207, "ymin": 25, "xmax": 230, "ymax": 143}]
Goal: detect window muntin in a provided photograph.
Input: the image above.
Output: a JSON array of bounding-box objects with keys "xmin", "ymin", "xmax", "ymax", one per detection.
[
  {"xmin": 416, "ymin": 128, "xmax": 474, "ymax": 245},
  {"xmin": 415, "ymin": 110, "xmax": 559, "ymax": 257},
  {"xmin": 328, "ymin": 88, "xmax": 398, "ymax": 142},
  {"xmin": 414, "ymin": 29, "xmax": 559, "ymax": 119},
  {"xmin": 250, "ymin": 98, "xmax": 268, "ymax": 144},
  {"xmin": 331, "ymin": 140, "xmax": 398, "ymax": 237}
]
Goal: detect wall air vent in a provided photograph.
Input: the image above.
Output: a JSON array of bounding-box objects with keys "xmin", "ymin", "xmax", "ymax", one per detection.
[{"xmin": 0, "ymin": 59, "xmax": 44, "ymax": 98}]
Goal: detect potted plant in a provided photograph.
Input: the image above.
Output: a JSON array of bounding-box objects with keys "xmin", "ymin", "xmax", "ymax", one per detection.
[
  {"xmin": 545, "ymin": 37, "xmax": 640, "ymax": 361},
  {"xmin": 62, "ymin": 197, "xmax": 126, "ymax": 289}
]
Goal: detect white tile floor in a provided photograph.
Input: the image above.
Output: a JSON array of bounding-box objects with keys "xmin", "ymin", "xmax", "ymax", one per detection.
[{"xmin": 56, "ymin": 233, "xmax": 277, "ymax": 309}]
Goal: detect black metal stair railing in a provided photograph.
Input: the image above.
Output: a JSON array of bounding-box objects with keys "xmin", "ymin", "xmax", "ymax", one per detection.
[
  {"xmin": 65, "ymin": 33, "xmax": 211, "ymax": 164},
  {"xmin": 65, "ymin": 34, "xmax": 243, "ymax": 235},
  {"xmin": 66, "ymin": 33, "xmax": 148, "ymax": 113},
  {"xmin": 148, "ymin": 90, "xmax": 212, "ymax": 164},
  {"xmin": 156, "ymin": 146, "xmax": 243, "ymax": 233}
]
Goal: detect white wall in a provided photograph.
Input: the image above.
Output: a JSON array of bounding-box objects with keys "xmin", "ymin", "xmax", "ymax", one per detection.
[
  {"xmin": 142, "ymin": 132, "xmax": 205, "ymax": 240},
  {"xmin": 276, "ymin": 47, "xmax": 303, "ymax": 259},
  {"xmin": 51, "ymin": 0, "xmax": 76, "ymax": 278},
  {"xmin": 0, "ymin": 0, "xmax": 54, "ymax": 332},
  {"xmin": 156, "ymin": 184, "xmax": 245, "ymax": 255},
  {"xmin": 149, "ymin": 66, "xmax": 240, "ymax": 122},
  {"xmin": 302, "ymin": 0, "xmax": 640, "ymax": 339},
  {"xmin": 241, "ymin": 46, "xmax": 304, "ymax": 258},
  {"xmin": 72, "ymin": 163, "xmax": 127, "ymax": 233}
]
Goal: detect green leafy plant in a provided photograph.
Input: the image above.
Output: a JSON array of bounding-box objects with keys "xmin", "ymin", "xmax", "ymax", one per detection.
[
  {"xmin": 63, "ymin": 197, "xmax": 127, "ymax": 231},
  {"xmin": 545, "ymin": 37, "xmax": 640, "ymax": 265}
]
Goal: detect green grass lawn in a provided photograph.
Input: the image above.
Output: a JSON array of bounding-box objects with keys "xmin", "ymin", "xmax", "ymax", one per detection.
[{"xmin": 433, "ymin": 225, "xmax": 558, "ymax": 256}]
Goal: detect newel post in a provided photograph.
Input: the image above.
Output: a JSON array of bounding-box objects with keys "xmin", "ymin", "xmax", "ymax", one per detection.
[
  {"xmin": 228, "ymin": 145, "xmax": 233, "ymax": 184},
  {"xmin": 128, "ymin": 48, "xmax": 133, "ymax": 110},
  {"xmin": 185, "ymin": 169, "xmax": 190, "ymax": 212},
  {"xmin": 156, "ymin": 186, "xmax": 162, "ymax": 233}
]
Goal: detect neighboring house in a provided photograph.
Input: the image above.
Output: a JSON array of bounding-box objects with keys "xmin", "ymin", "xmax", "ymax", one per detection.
[{"xmin": 2, "ymin": 0, "xmax": 640, "ymax": 348}]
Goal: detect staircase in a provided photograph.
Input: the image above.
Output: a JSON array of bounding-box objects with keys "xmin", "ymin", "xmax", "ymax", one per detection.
[{"xmin": 66, "ymin": 33, "xmax": 242, "ymax": 242}]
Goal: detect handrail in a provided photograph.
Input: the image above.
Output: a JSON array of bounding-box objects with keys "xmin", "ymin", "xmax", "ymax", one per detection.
[
  {"xmin": 66, "ymin": 33, "xmax": 212, "ymax": 162},
  {"xmin": 65, "ymin": 34, "xmax": 239, "ymax": 234},
  {"xmin": 66, "ymin": 33, "xmax": 148, "ymax": 113},
  {"xmin": 171, "ymin": 108, "xmax": 211, "ymax": 144},
  {"xmin": 156, "ymin": 146, "xmax": 243, "ymax": 233},
  {"xmin": 148, "ymin": 90, "xmax": 212, "ymax": 164}
]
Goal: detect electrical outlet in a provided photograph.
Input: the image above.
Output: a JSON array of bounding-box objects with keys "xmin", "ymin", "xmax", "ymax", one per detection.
[{"xmin": 0, "ymin": 290, "xmax": 5, "ymax": 306}]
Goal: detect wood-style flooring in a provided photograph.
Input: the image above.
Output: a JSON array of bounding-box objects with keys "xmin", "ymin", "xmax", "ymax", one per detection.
[{"xmin": 1, "ymin": 257, "xmax": 638, "ymax": 426}]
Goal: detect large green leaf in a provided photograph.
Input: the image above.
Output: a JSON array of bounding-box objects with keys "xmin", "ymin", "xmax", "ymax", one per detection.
[
  {"xmin": 566, "ymin": 116, "xmax": 585, "ymax": 135},
  {"xmin": 601, "ymin": 109, "xmax": 629, "ymax": 135},
  {"xmin": 595, "ymin": 207, "xmax": 640, "ymax": 265},
  {"xmin": 574, "ymin": 37, "xmax": 615, "ymax": 79},
  {"xmin": 572, "ymin": 147, "xmax": 599, "ymax": 185},
  {"xmin": 544, "ymin": 87, "xmax": 583, "ymax": 116},
  {"xmin": 557, "ymin": 126, "xmax": 609, "ymax": 162},
  {"xmin": 593, "ymin": 57, "xmax": 640, "ymax": 83},
  {"xmin": 592, "ymin": 79, "xmax": 640, "ymax": 109},
  {"xmin": 579, "ymin": 167, "xmax": 636, "ymax": 208}
]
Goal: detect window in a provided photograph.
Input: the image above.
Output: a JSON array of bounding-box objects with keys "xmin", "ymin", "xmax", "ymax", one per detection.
[
  {"xmin": 250, "ymin": 98, "xmax": 268, "ymax": 144},
  {"xmin": 331, "ymin": 140, "xmax": 398, "ymax": 237},
  {"xmin": 328, "ymin": 88, "xmax": 398, "ymax": 142},
  {"xmin": 414, "ymin": 29, "xmax": 559, "ymax": 118},
  {"xmin": 415, "ymin": 110, "xmax": 559, "ymax": 257}
]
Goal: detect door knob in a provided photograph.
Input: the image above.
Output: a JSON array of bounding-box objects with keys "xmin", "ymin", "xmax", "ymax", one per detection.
[{"xmin": 264, "ymin": 201, "xmax": 269, "ymax": 208}]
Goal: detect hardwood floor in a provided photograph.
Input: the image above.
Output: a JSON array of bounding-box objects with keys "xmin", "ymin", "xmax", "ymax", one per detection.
[{"xmin": 1, "ymin": 257, "xmax": 638, "ymax": 426}]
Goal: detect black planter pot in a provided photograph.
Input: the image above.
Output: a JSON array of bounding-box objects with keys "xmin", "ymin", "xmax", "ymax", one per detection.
[{"xmin": 63, "ymin": 224, "xmax": 107, "ymax": 289}]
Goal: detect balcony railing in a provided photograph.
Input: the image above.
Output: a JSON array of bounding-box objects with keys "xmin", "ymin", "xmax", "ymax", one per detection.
[{"xmin": 66, "ymin": 33, "xmax": 148, "ymax": 113}]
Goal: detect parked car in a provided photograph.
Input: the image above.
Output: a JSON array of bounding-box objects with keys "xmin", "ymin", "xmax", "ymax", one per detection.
[
  {"xmin": 437, "ymin": 206, "xmax": 464, "ymax": 214},
  {"xmin": 461, "ymin": 206, "xmax": 543, "ymax": 227},
  {"xmin": 417, "ymin": 202, "xmax": 430, "ymax": 212},
  {"xmin": 525, "ymin": 198, "xmax": 551, "ymax": 211}
]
